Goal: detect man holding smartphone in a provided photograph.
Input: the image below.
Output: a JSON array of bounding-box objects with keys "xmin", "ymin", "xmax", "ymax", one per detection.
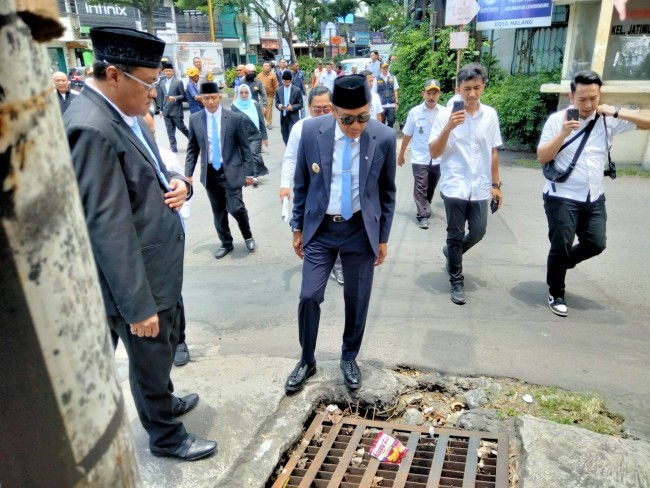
[
  {"xmin": 537, "ymin": 70, "xmax": 650, "ymax": 317},
  {"xmin": 429, "ymin": 63, "xmax": 503, "ymax": 305}
]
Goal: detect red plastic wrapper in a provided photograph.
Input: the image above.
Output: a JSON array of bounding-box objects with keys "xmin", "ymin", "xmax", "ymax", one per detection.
[{"xmin": 369, "ymin": 432, "xmax": 408, "ymax": 463}]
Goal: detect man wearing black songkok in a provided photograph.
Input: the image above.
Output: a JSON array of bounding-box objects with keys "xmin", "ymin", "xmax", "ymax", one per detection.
[
  {"xmin": 64, "ymin": 26, "xmax": 216, "ymax": 461},
  {"xmin": 285, "ymin": 75, "xmax": 397, "ymax": 394}
]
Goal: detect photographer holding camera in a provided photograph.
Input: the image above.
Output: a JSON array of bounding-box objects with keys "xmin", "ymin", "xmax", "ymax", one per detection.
[{"xmin": 537, "ymin": 70, "xmax": 650, "ymax": 317}]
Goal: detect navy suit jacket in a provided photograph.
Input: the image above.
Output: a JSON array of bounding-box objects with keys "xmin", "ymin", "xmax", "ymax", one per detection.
[
  {"xmin": 290, "ymin": 116, "xmax": 397, "ymax": 256},
  {"xmin": 274, "ymin": 84, "xmax": 303, "ymax": 125},
  {"xmin": 185, "ymin": 108, "xmax": 254, "ymax": 190}
]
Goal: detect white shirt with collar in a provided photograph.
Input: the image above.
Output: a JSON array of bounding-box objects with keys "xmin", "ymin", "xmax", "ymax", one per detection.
[
  {"xmin": 429, "ymin": 102, "xmax": 503, "ymax": 201},
  {"xmin": 280, "ymin": 116, "xmax": 311, "ymax": 188},
  {"xmin": 403, "ymin": 101, "xmax": 442, "ymax": 166},
  {"xmin": 206, "ymin": 106, "xmax": 223, "ymax": 166},
  {"xmin": 539, "ymin": 106, "xmax": 635, "ymax": 202},
  {"xmin": 320, "ymin": 71, "xmax": 337, "ymax": 92},
  {"xmin": 164, "ymin": 77, "xmax": 173, "ymax": 95},
  {"xmin": 369, "ymin": 92, "xmax": 383, "ymax": 119},
  {"xmin": 84, "ymin": 81, "xmax": 134, "ymax": 127},
  {"xmin": 327, "ymin": 124, "xmax": 361, "ymax": 215}
]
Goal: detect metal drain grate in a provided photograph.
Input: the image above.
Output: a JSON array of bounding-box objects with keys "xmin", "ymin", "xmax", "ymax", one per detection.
[{"xmin": 272, "ymin": 411, "xmax": 508, "ymax": 488}]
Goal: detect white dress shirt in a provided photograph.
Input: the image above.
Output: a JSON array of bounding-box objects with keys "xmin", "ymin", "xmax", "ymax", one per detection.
[
  {"xmin": 369, "ymin": 92, "xmax": 383, "ymax": 120},
  {"xmin": 206, "ymin": 106, "xmax": 223, "ymax": 166},
  {"xmin": 429, "ymin": 103, "xmax": 503, "ymax": 201},
  {"xmin": 280, "ymin": 117, "xmax": 310, "ymax": 187},
  {"xmin": 320, "ymin": 71, "xmax": 337, "ymax": 92},
  {"xmin": 327, "ymin": 124, "xmax": 361, "ymax": 215},
  {"xmin": 539, "ymin": 107, "xmax": 635, "ymax": 202},
  {"xmin": 403, "ymin": 102, "xmax": 442, "ymax": 165}
]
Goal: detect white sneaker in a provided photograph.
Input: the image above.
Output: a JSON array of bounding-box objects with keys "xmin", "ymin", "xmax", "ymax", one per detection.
[{"xmin": 548, "ymin": 295, "xmax": 568, "ymax": 317}]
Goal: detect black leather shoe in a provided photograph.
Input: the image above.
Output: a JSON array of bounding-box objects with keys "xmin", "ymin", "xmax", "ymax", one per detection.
[
  {"xmin": 174, "ymin": 342, "xmax": 190, "ymax": 366},
  {"xmin": 215, "ymin": 245, "xmax": 234, "ymax": 259},
  {"xmin": 285, "ymin": 361, "xmax": 316, "ymax": 394},
  {"xmin": 340, "ymin": 359, "xmax": 361, "ymax": 390},
  {"xmin": 150, "ymin": 433, "xmax": 217, "ymax": 461},
  {"xmin": 450, "ymin": 281, "xmax": 466, "ymax": 305},
  {"xmin": 173, "ymin": 393, "xmax": 199, "ymax": 417},
  {"xmin": 245, "ymin": 237, "xmax": 256, "ymax": 252}
]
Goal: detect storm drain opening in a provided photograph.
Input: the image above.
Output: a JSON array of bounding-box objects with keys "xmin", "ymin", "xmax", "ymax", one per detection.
[{"xmin": 269, "ymin": 408, "xmax": 508, "ymax": 487}]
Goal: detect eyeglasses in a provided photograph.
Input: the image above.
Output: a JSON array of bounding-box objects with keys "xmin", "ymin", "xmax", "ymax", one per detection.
[
  {"xmin": 311, "ymin": 106, "xmax": 331, "ymax": 114},
  {"xmin": 335, "ymin": 108, "xmax": 371, "ymax": 125},
  {"xmin": 118, "ymin": 68, "xmax": 159, "ymax": 91}
]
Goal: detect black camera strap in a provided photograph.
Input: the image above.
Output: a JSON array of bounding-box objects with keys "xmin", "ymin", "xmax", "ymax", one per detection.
[{"xmin": 548, "ymin": 114, "xmax": 600, "ymax": 191}]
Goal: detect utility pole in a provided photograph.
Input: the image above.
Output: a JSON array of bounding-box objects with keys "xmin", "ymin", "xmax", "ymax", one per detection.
[
  {"xmin": 430, "ymin": 2, "xmax": 437, "ymax": 50},
  {"xmin": 0, "ymin": 3, "xmax": 140, "ymax": 486},
  {"xmin": 207, "ymin": 0, "xmax": 216, "ymax": 42}
]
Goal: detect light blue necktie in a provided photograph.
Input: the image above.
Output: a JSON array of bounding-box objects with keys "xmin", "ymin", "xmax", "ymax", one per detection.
[
  {"xmin": 341, "ymin": 136, "xmax": 353, "ymax": 220},
  {"xmin": 130, "ymin": 118, "xmax": 185, "ymax": 230},
  {"xmin": 283, "ymin": 87, "xmax": 288, "ymax": 116},
  {"xmin": 211, "ymin": 115, "xmax": 222, "ymax": 171}
]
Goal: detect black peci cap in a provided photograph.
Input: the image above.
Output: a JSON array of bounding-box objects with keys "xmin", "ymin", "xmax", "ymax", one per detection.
[
  {"xmin": 90, "ymin": 27, "xmax": 165, "ymax": 68},
  {"xmin": 200, "ymin": 82, "xmax": 219, "ymax": 94},
  {"xmin": 332, "ymin": 75, "xmax": 371, "ymax": 109}
]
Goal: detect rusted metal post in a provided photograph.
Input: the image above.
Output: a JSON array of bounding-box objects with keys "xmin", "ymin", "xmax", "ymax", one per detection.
[{"xmin": 0, "ymin": 1, "xmax": 141, "ymax": 486}]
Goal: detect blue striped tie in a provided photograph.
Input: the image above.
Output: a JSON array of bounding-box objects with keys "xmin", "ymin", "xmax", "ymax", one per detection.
[
  {"xmin": 341, "ymin": 136, "xmax": 353, "ymax": 220},
  {"xmin": 130, "ymin": 118, "xmax": 185, "ymax": 230}
]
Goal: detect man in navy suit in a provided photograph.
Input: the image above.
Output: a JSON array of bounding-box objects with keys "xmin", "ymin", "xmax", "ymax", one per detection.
[
  {"xmin": 185, "ymin": 82, "xmax": 256, "ymax": 259},
  {"xmin": 157, "ymin": 62, "xmax": 189, "ymax": 152},
  {"xmin": 275, "ymin": 70, "xmax": 303, "ymax": 145},
  {"xmin": 286, "ymin": 75, "xmax": 397, "ymax": 393}
]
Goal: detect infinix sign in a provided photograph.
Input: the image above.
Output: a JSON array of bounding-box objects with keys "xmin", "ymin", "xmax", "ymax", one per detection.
[{"xmin": 84, "ymin": 4, "xmax": 128, "ymax": 16}]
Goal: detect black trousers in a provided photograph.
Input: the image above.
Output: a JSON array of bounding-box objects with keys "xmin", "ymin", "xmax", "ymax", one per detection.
[
  {"xmin": 205, "ymin": 165, "xmax": 252, "ymax": 246},
  {"xmin": 543, "ymin": 193, "xmax": 607, "ymax": 298},
  {"xmin": 412, "ymin": 163, "xmax": 441, "ymax": 219},
  {"xmin": 442, "ymin": 194, "xmax": 488, "ymax": 284},
  {"xmin": 280, "ymin": 114, "xmax": 296, "ymax": 145},
  {"xmin": 382, "ymin": 107, "xmax": 396, "ymax": 128},
  {"xmin": 163, "ymin": 114, "xmax": 189, "ymax": 151},
  {"xmin": 298, "ymin": 213, "xmax": 375, "ymax": 365},
  {"xmin": 109, "ymin": 300, "xmax": 187, "ymax": 449}
]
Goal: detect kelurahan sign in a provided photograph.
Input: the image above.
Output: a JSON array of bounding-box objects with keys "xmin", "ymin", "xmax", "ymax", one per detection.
[{"xmin": 476, "ymin": 0, "xmax": 552, "ymax": 30}]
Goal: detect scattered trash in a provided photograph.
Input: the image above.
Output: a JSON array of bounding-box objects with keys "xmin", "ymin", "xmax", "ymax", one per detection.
[
  {"xmin": 369, "ymin": 432, "xmax": 408, "ymax": 463},
  {"xmin": 296, "ymin": 456, "xmax": 309, "ymax": 469},
  {"xmin": 370, "ymin": 476, "xmax": 385, "ymax": 487},
  {"xmin": 451, "ymin": 401, "xmax": 465, "ymax": 412},
  {"xmin": 522, "ymin": 394, "xmax": 534, "ymax": 404},
  {"xmin": 428, "ymin": 426, "xmax": 435, "ymax": 438}
]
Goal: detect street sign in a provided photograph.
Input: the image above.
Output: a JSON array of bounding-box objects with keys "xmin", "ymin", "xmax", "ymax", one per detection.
[
  {"xmin": 449, "ymin": 31, "xmax": 470, "ymax": 49},
  {"xmin": 356, "ymin": 32, "xmax": 370, "ymax": 46},
  {"xmin": 445, "ymin": 0, "xmax": 480, "ymax": 26},
  {"xmin": 476, "ymin": 0, "xmax": 552, "ymax": 30},
  {"xmin": 331, "ymin": 35, "xmax": 343, "ymax": 45},
  {"xmin": 371, "ymin": 32, "xmax": 384, "ymax": 45}
]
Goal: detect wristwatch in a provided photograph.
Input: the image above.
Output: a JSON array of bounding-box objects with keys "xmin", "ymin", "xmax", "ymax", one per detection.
[
  {"xmin": 613, "ymin": 107, "xmax": 620, "ymax": 118},
  {"xmin": 492, "ymin": 181, "xmax": 502, "ymax": 189}
]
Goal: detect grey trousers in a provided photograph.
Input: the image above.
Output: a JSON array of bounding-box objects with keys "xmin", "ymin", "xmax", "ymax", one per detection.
[{"xmin": 412, "ymin": 163, "xmax": 441, "ymax": 219}]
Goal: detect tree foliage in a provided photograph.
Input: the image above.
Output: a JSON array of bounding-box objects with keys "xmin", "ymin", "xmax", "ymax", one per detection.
[{"xmin": 391, "ymin": 24, "xmax": 478, "ymax": 123}]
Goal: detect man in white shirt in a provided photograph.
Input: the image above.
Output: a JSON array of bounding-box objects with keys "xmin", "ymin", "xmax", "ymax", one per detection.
[
  {"xmin": 360, "ymin": 70, "xmax": 384, "ymax": 122},
  {"xmin": 399, "ymin": 79, "xmax": 443, "ymax": 230},
  {"xmin": 319, "ymin": 61, "xmax": 338, "ymax": 92},
  {"xmin": 429, "ymin": 63, "xmax": 503, "ymax": 305},
  {"xmin": 537, "ymin": 70, "xmax": 650, "ymax": 317},
  {"xmin": 367, "ymin": 50, "xmax": 381, "ymax": 79}
]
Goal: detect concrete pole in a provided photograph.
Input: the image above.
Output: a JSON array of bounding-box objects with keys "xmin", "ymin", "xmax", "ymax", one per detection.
[
  {"xmin": 0, "ymin": 1, "xmax": 141, "ymax": 486},
  {"xmin": 591, "ymin": 0, "xmax": 614, "ymax": 76}
]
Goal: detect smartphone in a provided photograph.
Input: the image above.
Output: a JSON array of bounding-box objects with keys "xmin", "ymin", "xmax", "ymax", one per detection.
[
  {"xmin": 567, "ymin": 108, "xmax": 579, "ymax": 121},
  {"xmin": 452, "ymin": 100, "xmax": 465, "ymax": 113},
  {"xmin": 490, "ymin": 196, "xmax": 499, "ymax": 214}
]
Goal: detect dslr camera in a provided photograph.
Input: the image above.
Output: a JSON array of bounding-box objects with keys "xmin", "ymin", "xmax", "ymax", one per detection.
[{"xmin": 604, "ymin": 156, "xmax": 617, "ymax": 179}]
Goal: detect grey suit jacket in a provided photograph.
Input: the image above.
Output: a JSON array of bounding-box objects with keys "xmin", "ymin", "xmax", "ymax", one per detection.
[
  {"xmin": 290, "ymin": 116, "xmax": 397, "ymax": 256},
  {"xmin": 157, "ymin": 76, "xmax": 186, "ymax": 117},
  {"xmin": 185, "ymin": 108, "xmax": 254, "ymax": 189},
  {"xmin": 64, "ymin": 85, "xmax": 191, "ymax": 323}
]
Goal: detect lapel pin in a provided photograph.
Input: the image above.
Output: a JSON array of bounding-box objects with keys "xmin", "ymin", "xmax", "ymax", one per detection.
[{"xmin": 312, "ymin": 163, "xmax": 320, "ymax": 173}]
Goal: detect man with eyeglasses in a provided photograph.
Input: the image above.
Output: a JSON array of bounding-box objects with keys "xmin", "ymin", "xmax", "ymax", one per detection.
[
  {"xmin": 64, "ymin": 27, "xmax": 216, "ymax": 461},
  {"xmin": 285, "ymin": 75, "xmax": 396, "ymax": 394},
  {"xmin": 232, "ymin": 64, "xmax": 245, "ymax": 101},
  {"xmin": 156, "ymin": 62, "xmax": 189, "ymax": 153}
]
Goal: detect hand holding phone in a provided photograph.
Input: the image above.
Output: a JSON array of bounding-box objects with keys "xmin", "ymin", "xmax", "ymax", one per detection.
[
  {"xmin": 490, "ymin": 196, "xmax": 500, "ymax": 214},
  {"xmin": 566, "ymin": 108, "xmax": 579, "ymax": 121},
  {"xmin": 452, "ymin": 100, "xmax": 465, "ymax": 113}
]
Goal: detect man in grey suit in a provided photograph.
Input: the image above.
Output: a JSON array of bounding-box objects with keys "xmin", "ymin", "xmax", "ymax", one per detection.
[
  {"xmin": 185, "ymin": 82, "xmax": 256, "ymax": 259},
  {"xmin": 275, "ymin": 70, "xmax": 303, "ymax": 145},
  {"xmin": 286, "ymin": 75, "xmax": 397, "ymax": 393},
  {"xmin": 64, "ymin": 27, "xmax": 216, "ymax": 460},
  {"xmin": 157, "ymin": 62, "xmax": 189, "ymax": 152}
]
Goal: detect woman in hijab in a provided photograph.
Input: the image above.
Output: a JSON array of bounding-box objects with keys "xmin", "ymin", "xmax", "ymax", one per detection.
[{"xmin": 232, "ymin": 83, "xmax": 269, "ymax": 186}]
